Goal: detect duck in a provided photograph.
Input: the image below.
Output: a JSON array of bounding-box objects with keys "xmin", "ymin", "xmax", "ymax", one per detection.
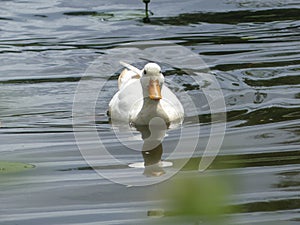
[{"xmin": 108, "ymin": 62, "xmax": 184, "ymax": 126}]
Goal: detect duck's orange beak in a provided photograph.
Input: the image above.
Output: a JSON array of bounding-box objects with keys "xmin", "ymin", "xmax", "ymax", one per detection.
[{"xmin": 148, "ymin": 79, "xmax": 162, "ymax": 100}]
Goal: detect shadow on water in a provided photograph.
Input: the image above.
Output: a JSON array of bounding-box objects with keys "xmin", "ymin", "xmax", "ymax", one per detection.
[
  {"xmin": 151, "ymin": 8, "xmax": 300, "ymax": 25},
  {"xmin": 134, "ymin": 121, "xmax": 169, "ymax": 177}
]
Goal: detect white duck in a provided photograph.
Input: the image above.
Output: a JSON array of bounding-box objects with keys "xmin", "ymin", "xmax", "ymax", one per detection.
[{"xmin": 108, "ymin": 62, "xmax": 184, "ymax": 126}]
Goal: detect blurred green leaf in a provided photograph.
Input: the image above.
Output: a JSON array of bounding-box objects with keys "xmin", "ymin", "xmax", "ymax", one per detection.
[
  {"xmin": 0, "ymin": 161, "xmax": 35, "ymax": 174},
  {"xmin": 158, "ymin": 174, "xmax": 236, "ymax": 224}
]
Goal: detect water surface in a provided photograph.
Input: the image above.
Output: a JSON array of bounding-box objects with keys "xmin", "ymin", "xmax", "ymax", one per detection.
[{"xmin": 1, "ymin": 0, "xmax": 300, "ymax": 224}]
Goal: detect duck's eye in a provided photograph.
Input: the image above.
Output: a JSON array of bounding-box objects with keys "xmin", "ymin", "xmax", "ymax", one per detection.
[{"xmin": 144, "ymin": 70, "xmax": 147, "ymax": 75}]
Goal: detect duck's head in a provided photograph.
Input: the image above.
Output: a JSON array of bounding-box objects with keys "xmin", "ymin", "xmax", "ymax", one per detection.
[{"xmin": 141, "ymin": 63, "xmax": 164, "ymax": 101}]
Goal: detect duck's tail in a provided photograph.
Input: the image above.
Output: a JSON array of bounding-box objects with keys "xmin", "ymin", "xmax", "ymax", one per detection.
[
  {"xmin": 120, "ymin": 61, "xmax": 142, "ymax": 76},
  {"xmin": 118, "ymin": 61, "xmax": 142, "ymax": 89}
]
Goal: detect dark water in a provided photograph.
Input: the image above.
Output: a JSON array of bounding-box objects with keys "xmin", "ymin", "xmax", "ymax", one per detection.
[{"xmin": 1, "ymin": 0, "xmax": 300, "ymax": 224}]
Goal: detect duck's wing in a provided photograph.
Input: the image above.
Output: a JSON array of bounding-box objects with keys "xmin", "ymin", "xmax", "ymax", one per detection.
[
  {"xmin": 109, "ymin": 77, "xmax": 143, "ymax": 123},
  {"xmin": 118, "ymin": 69, "xmax": 140, "ymax": 90},
  {"xmin": 118, "ymin": 61, "xmax": 142, "ymax": 90}
]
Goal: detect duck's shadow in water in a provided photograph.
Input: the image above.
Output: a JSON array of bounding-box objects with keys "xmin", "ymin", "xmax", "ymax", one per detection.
[{"xmin": 133, "ymin": 117, "xmax": 172, "ymax": 177}]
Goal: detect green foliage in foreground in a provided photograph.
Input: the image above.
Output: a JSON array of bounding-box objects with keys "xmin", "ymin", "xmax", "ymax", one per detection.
[{"xmin": 0, "ymin": 161, "xmax": 35, "ymax": 174}]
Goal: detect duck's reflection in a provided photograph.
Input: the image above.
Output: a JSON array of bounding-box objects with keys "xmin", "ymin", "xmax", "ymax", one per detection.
[
  {"xmin": 142, "ymin": 142, "xmax": 165, "ymax": 177},
  {"xmin": 134, "ymin": 117, "xmax": 169, "ymax": 177}
]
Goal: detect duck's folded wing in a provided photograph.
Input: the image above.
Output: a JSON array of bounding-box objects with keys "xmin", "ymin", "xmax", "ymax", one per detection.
[
  {"xmin": 109, "ymin": 79, "xmax": 143, "ymax": 122},
  {"xmin": 118, "ymin": 69, "xmax": 140, "ymax": 90}
]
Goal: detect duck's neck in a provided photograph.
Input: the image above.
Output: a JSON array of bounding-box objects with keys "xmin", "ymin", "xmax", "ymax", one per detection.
[
  {"xmin": 142, "ymin": 97, "xmax": 160, "ymax": 105},
  {"xmin": 140, "ymin": 97, "xmax": 161, "ymax": 114},
  {"xmin": 137, "ymin": 97, "xmax": 169, "ymax": 125}
]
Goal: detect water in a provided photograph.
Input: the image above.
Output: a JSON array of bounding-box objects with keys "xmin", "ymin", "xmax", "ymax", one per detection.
[{"xmin": 1, "ymin": 0, "xmax": 300, "ymax": 224}]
